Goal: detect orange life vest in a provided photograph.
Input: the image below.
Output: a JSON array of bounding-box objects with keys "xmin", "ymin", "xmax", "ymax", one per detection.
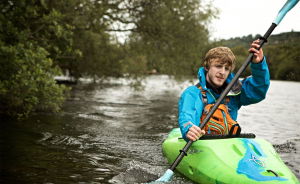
[
  {"xmin": 201, "ymin": 103, "xmax": 240, "ymax": 135},
  {"xmin": 198, "ymin": 84, "xmax": 241, "ymax": 135}
]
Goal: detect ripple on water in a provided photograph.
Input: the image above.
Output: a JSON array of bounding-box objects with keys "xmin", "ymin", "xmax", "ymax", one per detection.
[
  {"xmin": 37, "ymin": 132, "xmax": 99, "ymax": 151},
  {"xmin": 273, "ymin": 138, "xmax": 300, "ymax": 179},
  {"xmin": 109, "ymin": 160, "xmax": 161, "ymax": 184},
  {"xmin": 109, "ymin": 160, "xmax": 193, "ymax": 184}
]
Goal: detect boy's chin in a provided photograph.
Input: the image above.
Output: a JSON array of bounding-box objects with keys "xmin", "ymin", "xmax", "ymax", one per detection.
[{"xmin": 212, "ymin": 82, "xmax": 224, "ymax": 88}]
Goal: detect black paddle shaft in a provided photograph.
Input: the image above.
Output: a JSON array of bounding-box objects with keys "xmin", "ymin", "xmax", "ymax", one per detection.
[{"xmin": 169, "ymin": 23, "xmax": 277, "ymax": 171}]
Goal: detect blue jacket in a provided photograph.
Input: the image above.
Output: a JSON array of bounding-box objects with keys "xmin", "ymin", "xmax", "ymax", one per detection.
[{"xmin": 178, "ymin": 58, "xmax": 270, "ymax": 141}]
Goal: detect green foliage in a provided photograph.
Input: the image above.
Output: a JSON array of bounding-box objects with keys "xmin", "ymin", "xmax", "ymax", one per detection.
[
  {"xmin": 121, "ymin": 55, "xmax": 148, "ymax": 76},
  {"xmin": 127, "ymin": 0, "xmax": 215, "ymax": 76},
  {"xmin": 57, "ymin": 0, "xmax": 215, "ymax": 78},
  {"xmin": 266, "ymin": 32, "xmax": 300, "ymax": 81},
  {"xmin": 73, "ymin": 30, "xmax": 123, "ymax": 80},
  {"xmin": 0, "ymin": 0, "xmax": 71, "ymax": 118},
  {"xmin": 265, "ymin": 43, "xmax": 300, "ymax": 81},
  {"xmin": 0, "ymin": 43, "xmax": 67, "ymax": 118}
]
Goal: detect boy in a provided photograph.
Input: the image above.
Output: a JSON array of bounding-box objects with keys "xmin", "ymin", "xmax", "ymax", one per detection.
[{"xmin": 178, "ymin": 40, "xmax": 270, "ymax": 141}]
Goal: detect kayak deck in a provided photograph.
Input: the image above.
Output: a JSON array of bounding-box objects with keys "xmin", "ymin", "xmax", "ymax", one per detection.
[{"xmin": 162, "ymin": 128, "xmax": 300, "ymax": 184}]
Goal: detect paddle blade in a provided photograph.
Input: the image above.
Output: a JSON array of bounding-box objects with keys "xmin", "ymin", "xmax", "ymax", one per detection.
[
  {"xmin": 155, "ymin": 169, "xmax": 174, "ymax": 182},
  {"xmin": 273, "ymin": 0, "xmax": 299, "ymax": 25}
]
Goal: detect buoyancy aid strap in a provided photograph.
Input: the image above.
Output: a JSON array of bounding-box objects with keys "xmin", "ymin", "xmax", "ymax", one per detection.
[
  {"xmin": 196, "ymin": 83, "xmax": 208, "ymax": 105},
  {"xmin": 229, "ymin": 124, "xmax": 241, "ymax": 136}
]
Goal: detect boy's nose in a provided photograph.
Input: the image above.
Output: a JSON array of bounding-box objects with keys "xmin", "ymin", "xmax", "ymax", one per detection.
[{"xmin": 220, "ymin": 67, "xmax": 226, "ymax": 74}]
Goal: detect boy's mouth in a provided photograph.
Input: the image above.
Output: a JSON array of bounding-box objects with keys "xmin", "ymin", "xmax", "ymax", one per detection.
[{"xmin": 216, "ymin": 76, "xmax": 224, "ymax": 80}]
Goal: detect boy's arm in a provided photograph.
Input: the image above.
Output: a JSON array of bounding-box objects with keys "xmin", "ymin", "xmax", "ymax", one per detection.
[
  {"xmin": 178, "ymin": 86, "xmax": 202, "ymax": 141},
  {"xmin": 240, "ymin": 39, "xmax": 270, "ymax": 105},
  {"xmin": 240, "ymin": 57, "xmax": 270, "ymax": 105}
]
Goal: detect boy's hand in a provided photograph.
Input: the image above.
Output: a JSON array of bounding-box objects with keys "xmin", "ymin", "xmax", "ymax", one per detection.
[
  {"xmin": 187, "ymin": 125, "xmax": 205, "ymax": 141},
  {"xmin": 249, "ymin": 39, "xmax": 264, "ymax": 63}
]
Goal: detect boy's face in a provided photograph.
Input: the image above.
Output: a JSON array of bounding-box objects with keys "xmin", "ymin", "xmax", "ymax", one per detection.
[{"xmin": 205, "ymin": 59, "xmax": 231, "ymax": 88}]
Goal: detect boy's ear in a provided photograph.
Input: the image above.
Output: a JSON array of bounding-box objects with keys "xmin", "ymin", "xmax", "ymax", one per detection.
[{"xmin": 204, "ymin": 66, "xmax": 209, "ymax": 71}]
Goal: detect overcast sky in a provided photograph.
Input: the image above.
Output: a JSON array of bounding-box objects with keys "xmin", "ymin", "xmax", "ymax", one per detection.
[{"xmin": 209, "ymin": 0, "xmax": 300, "ymax": 40}]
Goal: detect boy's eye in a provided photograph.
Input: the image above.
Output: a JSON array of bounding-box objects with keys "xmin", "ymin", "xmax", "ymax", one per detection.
[{"xmin": 214, "ymin": 64, "xmax": 230, "ymax": 71}]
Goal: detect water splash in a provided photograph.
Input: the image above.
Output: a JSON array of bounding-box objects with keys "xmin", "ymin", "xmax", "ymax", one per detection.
[{"xmin": 109, "ymin": 160, "xmax": 160, "ymax": 184}]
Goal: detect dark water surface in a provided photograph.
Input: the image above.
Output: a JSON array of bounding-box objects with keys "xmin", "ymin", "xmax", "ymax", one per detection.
[{"xmin": 1, "ymin": 76, "xmax": 299, "ymax": 183}]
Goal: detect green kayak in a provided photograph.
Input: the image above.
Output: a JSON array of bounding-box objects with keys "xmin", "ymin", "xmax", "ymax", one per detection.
[{"xmin": 162, "ymin": 128, "xmax": 300, "ymax": 184}]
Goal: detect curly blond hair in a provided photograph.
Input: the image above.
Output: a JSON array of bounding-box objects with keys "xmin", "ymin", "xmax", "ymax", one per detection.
[{"xmin": 203, "ymin": 47, "xmax": 236, "ymax": 71}]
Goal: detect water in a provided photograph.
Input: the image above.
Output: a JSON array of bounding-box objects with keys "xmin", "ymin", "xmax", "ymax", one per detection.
[{"xmin": 1, "ymin": 76, "xmax": 299, "ymax": 183}]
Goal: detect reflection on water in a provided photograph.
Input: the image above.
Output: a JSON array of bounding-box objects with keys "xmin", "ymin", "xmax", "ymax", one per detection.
[{"xmin": 1, "ymin": 76, "xmax": 299, "ymax": 183}]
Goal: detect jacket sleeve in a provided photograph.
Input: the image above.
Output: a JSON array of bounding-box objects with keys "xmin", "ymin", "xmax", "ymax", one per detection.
[
  {"xmin": 178, "ymin": 86, "xmax": 203, "ymax": 141},
  {"xmin": 240, "ymin": 57, "xmax": 270, "ymax": 106}
]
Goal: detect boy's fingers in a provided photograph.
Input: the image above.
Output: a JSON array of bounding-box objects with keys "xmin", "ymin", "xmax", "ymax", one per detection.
[
  {"xmin": 192, "ymin": 129, "xmax": 201, "ymax": 137},
  {"xmin": 201, "ymin": 130, "xmax": 206, "ymax": 135},
  {"xmin": 194, "ymin": 126, "xmax": 202, "ymax": 133},
  {"xmin": 187, "ymin": 132, "xmax": 197, "ymax": 141},
  {"xmin": 251, "ymin": 43, "xmax": 260, "ymax": 49},
  {"xmin": 188, "ymin": 125, "xmax": 205, "ymax": 141}
]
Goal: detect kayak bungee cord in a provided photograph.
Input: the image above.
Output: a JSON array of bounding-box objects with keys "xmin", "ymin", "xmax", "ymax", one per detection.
[{"xmin": 153, "ymin": 0, "xmax": 300, "ymax": 182}]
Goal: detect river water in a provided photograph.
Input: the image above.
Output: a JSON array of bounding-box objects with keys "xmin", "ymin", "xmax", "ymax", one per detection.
[{"xmin": 1, "ymin": 75, "xmax": 300, "ymax": 183}]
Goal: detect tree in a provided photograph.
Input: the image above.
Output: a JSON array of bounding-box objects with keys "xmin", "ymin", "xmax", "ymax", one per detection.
[
  {"xmin": 0, "ymin": 0, "xmax": 72, "ymax": 118},
  {"xmin": 265, "ymin": 43, "xmax": 300, "ymax": 81},
  {"xmin": 125, "ymin": 0, "xmax": 216, "ymax": 75}
]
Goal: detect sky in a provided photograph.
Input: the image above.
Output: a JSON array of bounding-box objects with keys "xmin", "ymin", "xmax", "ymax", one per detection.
[{"xmin": 209, "ymin": 0, "xmax": 300, "ymax": 40}]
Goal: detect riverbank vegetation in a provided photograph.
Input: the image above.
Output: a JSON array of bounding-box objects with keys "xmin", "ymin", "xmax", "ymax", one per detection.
[{"xmin": 1, "ymin": 0, "xmax": 299, "ymax": 118}]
